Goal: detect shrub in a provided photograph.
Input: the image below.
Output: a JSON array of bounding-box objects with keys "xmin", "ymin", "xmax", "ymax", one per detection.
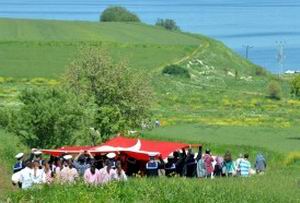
[
  {"xmin": 0, "ymin": 108, "xmax": 10, "ymax": 128},
  {"xmin": 255, "ymin": 67, "xmax": 267, "ymax": 76},
  {"xmin": 155, "ymin": 18, "xmax": 180, "ymax": 31},
  {"xmin": 290, "ymin": 74, "xmax": 300, "ymax": 97},
  {"xmin": 100, "ymin": 6, "xmax": 140, "ymax": 22},
  {"xmin": 267, "ymin": 80, "xmax": 282, "ymax": 100},
  {"xmin": 162, "ymin": 65, "xmax": 190, "ymax": 78}
]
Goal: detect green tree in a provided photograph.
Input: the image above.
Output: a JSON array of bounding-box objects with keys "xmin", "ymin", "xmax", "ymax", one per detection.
[
  {"xmin": 8, "ymin": 88, "xmax": 84, "ymax": 148},
  {"xmin": 291, "ymin": 75, "xmax": 300, "ymax": 97},
  {"xmin": 155, "ymin": 18, "xmax": 180, "ymax": 31},
  {"xmin": 65, "ymin": 47, "xmax": 152, "ymax": 142},
  {"xmin": 267, "ymin": 80, "xmax": 282, "ymax": 100},
  {"xmin": 100, "ymin": 6, "xmax": 140, "ymax": 22}
]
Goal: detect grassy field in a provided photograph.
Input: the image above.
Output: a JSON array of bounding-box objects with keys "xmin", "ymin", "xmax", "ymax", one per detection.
[
  {"xmin": 1, "ymin": 128, "xmax": 299, "ymax": 202},
  {"xmin": 0, "ymin": 18, "xmax": 300, "ymax": 202}
]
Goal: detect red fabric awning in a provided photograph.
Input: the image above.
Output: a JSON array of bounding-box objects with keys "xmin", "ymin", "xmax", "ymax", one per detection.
[{"xmin": 42, "ymin": 136, "xmax": 199, "ymax": 161}]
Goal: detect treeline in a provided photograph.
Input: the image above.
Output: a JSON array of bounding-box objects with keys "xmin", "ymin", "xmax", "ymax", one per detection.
[
  {"xmin": 0, "ymin": 48, "xmax": 153, "ymax": 149},
  {"xmin": 99, "ymin": 6, "xmax": 181, "ymax": 31}
]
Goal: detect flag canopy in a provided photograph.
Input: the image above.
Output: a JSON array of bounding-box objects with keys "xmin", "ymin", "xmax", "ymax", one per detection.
[{"xmin": 42, "ymin": 136, "xmax": 200, "ymax": 161}]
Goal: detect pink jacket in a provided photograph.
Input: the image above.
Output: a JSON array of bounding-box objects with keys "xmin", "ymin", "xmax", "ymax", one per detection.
[
  {"xmin": 204, "ymin": 154, "xmax": 214, "ymax": 174},
  {"xmin": 84, "ymin": 168, "xmax": 100, "ymax": 185}
]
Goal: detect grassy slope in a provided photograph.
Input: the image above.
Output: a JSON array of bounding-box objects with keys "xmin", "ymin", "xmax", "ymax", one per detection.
[
  {"xmin": 0, "ymin": 18, "xmax": 201, "ymax": 78},
  {"xmin": 0, "ymin": 18, "xmax": 300, "ymax": 201}
]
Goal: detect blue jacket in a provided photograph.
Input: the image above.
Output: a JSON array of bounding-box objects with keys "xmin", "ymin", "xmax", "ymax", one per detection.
[{"xmin": 13, "ymin": 161, "xmax": 24, "ymax": 173}]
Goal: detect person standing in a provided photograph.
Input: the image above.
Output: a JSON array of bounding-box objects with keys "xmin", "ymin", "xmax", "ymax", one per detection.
[
  {"xmin": 43, "ymin": 162, "xmax": 53, "ymax": 184},
  {"xmin": 84, "ymin": 164, "xmax": 100, "ymax": 185},
  {"xmin": 73, "ymin": 150, "xmax": 94, "ymax": 176},
  {"xmin": 175, "ymin": 149, "xmax": 187, "ymax": 176},
  {"xmin": 32, "ymin": 160, "xmax": 46, "ymax": 184},
  {"xmin": 164, "ymin": 155, "xmax": 176, "ymax": 177},
  {"xmin": 115, "ymin": 161, "xmax": 127, "ymax": 181},
  {"xmin": 223, "ymin": 151, "xmax": 235, "ymax": 177},
  {"xmin": 255, "ymin": 153, "xmax": 267, "ymax": 174},
  {"xmin": 238, "ymin": 153, "xmax": 251, "ymax": 177},
  {"xmin": 203, "ymin": 149, "xmax": 214, "ymax": 178},
  {"xmin": 145, "ymin": 153, "xmax": 161, "ymax": 177},
  {"xmin": 13, "ymin": 153, "xmax": 25, "ymax": 174},
  {"xmin": 19, "ymin": 161, "xmax": 34, "ymax": 190},
  {"xmin": 59, "ymin": 155, "xmax": 79, "ymax": 183},
  {"xmin": 196, "ymin": 146, "xmax": 206, "ymax": 178},
  {"xmin": 98, "ymin": 160, "xmax": 117, "ymax": 184},
  {"xmin": 184, "ymin": 151, "xmax": 197, "ymax": 178},
  {"xmin": 214, "ymin": 155, "xmax": 224, "ymax": 177},
  {"xmin": 235, "ymin": 153, "xmax": 243, "ymax": 175},
  {"xmin": 106, "ymin": 153, "xmax": 117, "ymax": 169}
]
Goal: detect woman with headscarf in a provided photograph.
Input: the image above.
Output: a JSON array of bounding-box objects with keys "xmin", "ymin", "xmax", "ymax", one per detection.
[
  {"xmin": 196, "ymin": 146, "xmax": 206, "ymax": 178},
  {"xmin": 203, "ymin": 149, "xmax": 214, "ymax": 178},
  {"xmin": 223, "ymin": 151, "xmax": 235, "ymax": 177},
  {"xmin": 255, "ymin": 153, "xmax": 267, "ymax": 174}
]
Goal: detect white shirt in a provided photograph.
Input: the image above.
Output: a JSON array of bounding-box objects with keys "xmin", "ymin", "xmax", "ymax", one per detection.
[
  {"xmin": 32, "ymin": 168, "xmax": 46, "ymax": 184},
  {"xmin": 19, "ymin": 167, "xmax": 34, "ymax": 189},
  {"xmin": 115, "ymin": 169, "xmax": 127, "ymax": 181},
  {"xmin": 59, "ymin": 166, "xmax": 79, "ymax": 183}
]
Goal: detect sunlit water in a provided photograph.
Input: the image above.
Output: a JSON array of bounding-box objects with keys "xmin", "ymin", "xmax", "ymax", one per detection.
[{"xmin": 1, "ymin": 0, "xmax": 299, "ymax": 73}]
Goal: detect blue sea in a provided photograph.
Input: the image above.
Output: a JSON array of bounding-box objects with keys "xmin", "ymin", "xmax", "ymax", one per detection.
[{"xmin": 1, "ymin": 0, "xmax": 299, "ymax": 73}]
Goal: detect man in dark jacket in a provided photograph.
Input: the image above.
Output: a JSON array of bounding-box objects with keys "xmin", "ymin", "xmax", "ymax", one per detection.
[{"xmin": 165, "ymin": 155, "xmax": 176, "ymax": 177}]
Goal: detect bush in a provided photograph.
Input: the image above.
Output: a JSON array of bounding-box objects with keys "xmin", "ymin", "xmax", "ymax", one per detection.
[
  {"xmin": 255, "ymin": 67, "xmax": 267, "ymax": 76},
  {"xmin": 290, "ymin": 75, "xmax": 300, "ymax": 97},
  {"xmin": 162, "ymin": 65, "xmax": 190, "ymax": 78},
  {"xmin": 267, "ymin": 80, "xmax": 282, "ymax": 100},
  {"xmin": 155, "ymin": 18, "xmax": 180, "ymax": 31},
  {"xmin": 100, "ymin": 6, "xmax": 140, "ymax": 22},
  {"xmin": 0, "ymin": 108, "xmax": 10, "ymax": 128}
]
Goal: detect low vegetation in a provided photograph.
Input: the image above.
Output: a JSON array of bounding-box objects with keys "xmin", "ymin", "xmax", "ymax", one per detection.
[
  {"xmin": 267, "ymin": 80, "xmax": 282, "ymax": 100},
  {"xmin": 162, "ymin": 64, "xmax": 190, "ymax": 78}
]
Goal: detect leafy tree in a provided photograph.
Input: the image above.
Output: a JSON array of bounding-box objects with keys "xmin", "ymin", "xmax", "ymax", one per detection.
[
  {"xmin": 155, "ymin": 18, "xmax": 180, "ymax": 31},
  {"xmin": 8, "ymin": 88, "xmax": 84, "ymax": 148},
  {"xmin": 267, "ymin": 80, "xmax": 282, "ymax": 100},
  {"xmin": 64, "ymin": 47, "xmax": 152, "ymax": 142},
  {"xmin": 100, "ymin": 6, "xmax": 140, "ymax": 22},
  {"xmin": 291, "ymin": 75, "xmax": 300, "ymax": 97}
]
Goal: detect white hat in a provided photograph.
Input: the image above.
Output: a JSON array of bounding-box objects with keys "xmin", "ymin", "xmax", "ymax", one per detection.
[
  {"xmin": 106, "ymin": 152, "xmax": 116, "ymax": 159},
  {"xmin": 34, "ymin": 151, "xmax": 42, "ymax": 155},
  {"xmin": 148, "ymin": 152, "xmax": 158, "ymax": 157},
  {"xmin": 63, "ymin": 155, "xmax": 73, "ymax": 160},
  {"xmin": 15, "ymin": 153, "xmax": 24, "ymax": 159}
]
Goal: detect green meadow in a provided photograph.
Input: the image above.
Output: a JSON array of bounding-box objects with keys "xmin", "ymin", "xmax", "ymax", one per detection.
[{"xmin": 0, "ymin": 18, "xmax": 300, "ymax": 202}]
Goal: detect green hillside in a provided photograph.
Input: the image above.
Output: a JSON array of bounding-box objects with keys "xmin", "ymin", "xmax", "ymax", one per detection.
[
  {"xmin": 0, "ymin": 18, "xmax": 299, "ymax": 202},
  {"xmin": 0, "ymin": 18, "xmax": 260, "ymax": 78},
  {"xmin": 0, "ymin": 18, "xmax": 202, "ymax": 44}
]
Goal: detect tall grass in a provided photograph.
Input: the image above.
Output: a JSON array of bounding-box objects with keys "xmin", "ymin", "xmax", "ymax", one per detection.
[{"xmin": 8, "ymin": 168, "xmax": 300, "ymax": 203}]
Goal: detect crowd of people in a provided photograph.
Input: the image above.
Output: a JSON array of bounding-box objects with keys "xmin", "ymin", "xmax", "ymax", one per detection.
[{"xmin": 11, "ymin": 147, "xmax": 266, "ymax": 190}]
